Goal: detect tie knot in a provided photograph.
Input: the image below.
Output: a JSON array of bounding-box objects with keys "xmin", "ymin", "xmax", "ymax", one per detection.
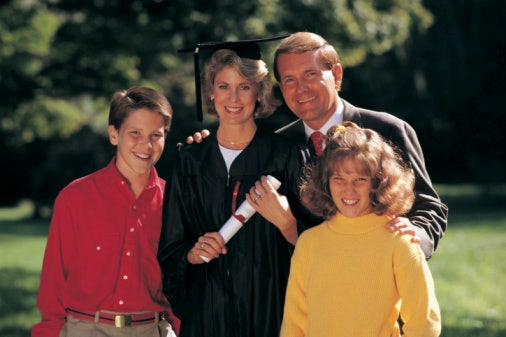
[{"xmin": 310, "ymin": 131, "xmax": 325, "ymax": 156}]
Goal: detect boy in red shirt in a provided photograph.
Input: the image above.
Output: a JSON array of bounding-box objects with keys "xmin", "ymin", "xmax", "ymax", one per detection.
[{"xmin": 32, "ymin": 87, "xmax": 179, "ymax": 337}]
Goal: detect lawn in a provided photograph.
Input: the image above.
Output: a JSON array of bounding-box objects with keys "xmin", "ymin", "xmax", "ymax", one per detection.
[
  {"xmin": 430, "ymin": 211, "xmax": 506, "ymax": 336},
  {"xmin": 0, "ymin": 187, "xmax": 505, "ymax": 337},
  {"xmin": 0, "ymin": 201, "xmax": 47, "ymax": 337}
]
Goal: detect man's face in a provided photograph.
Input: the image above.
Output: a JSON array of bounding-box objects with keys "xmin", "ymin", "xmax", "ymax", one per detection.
[{"xmin": 277, "ymin": 50, "xmax": 342, "ymax": 130}]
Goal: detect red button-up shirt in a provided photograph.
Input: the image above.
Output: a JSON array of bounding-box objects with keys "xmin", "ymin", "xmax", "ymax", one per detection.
[{"xmin": 32, "ymin": 159, "xmax": 171, "ymax": 337}]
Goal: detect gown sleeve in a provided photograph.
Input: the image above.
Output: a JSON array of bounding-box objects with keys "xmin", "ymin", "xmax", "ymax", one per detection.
[{"xmin": 157, "ymin": 150, "xmax": 196, "ymax": 316}]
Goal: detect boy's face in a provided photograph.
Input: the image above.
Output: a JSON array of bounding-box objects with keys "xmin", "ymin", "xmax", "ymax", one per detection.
[
  {"xmin": 329, "ymin": 158, "xmax": 372, "ymax": 218},
  {"xmin": 108, "ymin": 108, "xmax": 166, "ymax": 180}
]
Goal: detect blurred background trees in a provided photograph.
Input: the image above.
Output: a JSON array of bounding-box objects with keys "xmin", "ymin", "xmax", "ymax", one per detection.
[{"xmin": 0, "ymin": 0, "xmax": 504, "ymax": 213}]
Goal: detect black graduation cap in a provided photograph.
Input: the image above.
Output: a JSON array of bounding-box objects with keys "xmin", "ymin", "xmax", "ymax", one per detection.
[{"xmin": 179, "ymin": 34, "xmax": 290, "ymax": 121}]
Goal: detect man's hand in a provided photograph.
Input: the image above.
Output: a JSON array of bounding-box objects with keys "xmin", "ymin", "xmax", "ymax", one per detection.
[
  {"xmin": 385, "ymin": 216, "xmax": 421, "ymax": 243},
  {"xmin": 186, "ymin": 129, "xmax": 210, "ymax": 144}
]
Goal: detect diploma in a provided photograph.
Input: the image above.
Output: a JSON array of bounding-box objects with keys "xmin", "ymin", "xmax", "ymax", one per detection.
[{"xmin": 201, "ymin": 175, "xmax": 281, "ymax": 262}]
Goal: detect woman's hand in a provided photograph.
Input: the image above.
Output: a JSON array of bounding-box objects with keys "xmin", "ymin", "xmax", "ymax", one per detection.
[
  {"xmin": 245, "ymin": 176, "xmax": 299, "ymax": 245},
  {"xmin": 187, "ymin": 232, "xmax": 227, "ymax": 264}
]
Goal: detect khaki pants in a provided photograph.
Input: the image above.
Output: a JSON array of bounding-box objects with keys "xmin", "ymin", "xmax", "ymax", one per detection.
[{"xmin": 60, "ymin": 313, "xmax": 177, "ymax": 337}]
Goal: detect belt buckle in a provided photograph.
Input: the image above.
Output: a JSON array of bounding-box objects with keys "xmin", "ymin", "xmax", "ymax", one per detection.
[{"xmin": 115, "ymin": 315, "xmax": 132, "ymax": 328}]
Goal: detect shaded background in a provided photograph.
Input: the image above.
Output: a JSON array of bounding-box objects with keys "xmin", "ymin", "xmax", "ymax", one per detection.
[{"xmin": 1, "ymin": 0, "xmax": 505, "ymax": 214}]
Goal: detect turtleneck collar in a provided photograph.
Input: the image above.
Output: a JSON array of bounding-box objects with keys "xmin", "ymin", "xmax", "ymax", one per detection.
[{"xmin": 326, "ymin": 213, "xmax": 390, "ymax": 235}]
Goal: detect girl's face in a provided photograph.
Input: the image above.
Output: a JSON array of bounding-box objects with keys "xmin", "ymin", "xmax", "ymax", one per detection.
[
  {"xmin": 329, "ymin": 158, "xmax": 372, "ymax": 217},
  {"xmin": 211, "ymin": 65, "xmax": 258, "ymax": 126},
  {"xmin": 108, "ymin": 108, "xmax": 166, "ymax": 181}
]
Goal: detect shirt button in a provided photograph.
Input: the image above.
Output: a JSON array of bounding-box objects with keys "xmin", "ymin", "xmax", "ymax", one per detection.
[
  {"xmin": 119, "ymin": 300, "xmax": 124, "ymax": 305},
  {"xmin": 126, "ymin": 251, "xmax": 131, "ymax": 256},
  {"xmin": 130, "ymin": 228, "xmax": 135, "ymax": 233},
  {"xmin": 133, "ymin": 205, "xmax": 137, "ymax": 209},
  {"xmin": 123, "ymin": 275, "xmax": 128, "ymax": 280},
  {"xmin": 96, "ymin": 246, "xmax": 101, "ymax": 251}
]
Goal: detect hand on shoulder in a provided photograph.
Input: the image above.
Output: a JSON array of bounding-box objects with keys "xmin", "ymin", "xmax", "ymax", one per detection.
[{"xmin": 186, "ymin": 129, "xmax": 211, "ymax": 144}]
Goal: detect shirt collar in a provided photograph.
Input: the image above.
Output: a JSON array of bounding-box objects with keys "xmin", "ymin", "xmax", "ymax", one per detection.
[
  {"xmin": 303, "ymin": 97, "xmax": 344, "ymax": 140},
  {"xmin": 105, "ymin": 157, "xmax": 164, "ymax": 192}
]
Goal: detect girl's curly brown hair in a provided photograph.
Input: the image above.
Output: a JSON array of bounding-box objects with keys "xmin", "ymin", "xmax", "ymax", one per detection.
[{"xmin": 300, "ymin": 121, "xmax": 415, "ymax": 220}]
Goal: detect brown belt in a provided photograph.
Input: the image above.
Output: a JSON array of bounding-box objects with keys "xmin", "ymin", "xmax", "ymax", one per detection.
[{"xmin": 67, "ymin": 308, "xmax": 167, "ymax": 328}]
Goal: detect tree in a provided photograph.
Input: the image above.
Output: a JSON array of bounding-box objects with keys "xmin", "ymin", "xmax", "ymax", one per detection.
[
  {"xmin": 0, "ymin": 0, "xmax": 62, "ymax": 204},
  {"xmin": 343, "ymin": 0, "xmax": 506, "ymax": 184},
  {"xmin": 0, "ymin": 0, "xmax": 436, "ymax": 208}
]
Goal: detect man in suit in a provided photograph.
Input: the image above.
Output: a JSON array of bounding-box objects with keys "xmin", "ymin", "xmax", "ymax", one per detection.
[{"xmin": 273, "ymin": 32, "xmax": 447, "ymax": 258}]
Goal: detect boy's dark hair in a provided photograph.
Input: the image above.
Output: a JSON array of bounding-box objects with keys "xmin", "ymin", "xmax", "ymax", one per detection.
[{"xmin": 109, "ymin": 86, "xmax": 172, "ymax": 132}]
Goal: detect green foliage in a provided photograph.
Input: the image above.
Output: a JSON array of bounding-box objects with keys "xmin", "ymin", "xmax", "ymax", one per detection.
[
  {"xmin": 342, "ymin": 0, "xmax": 506, "ymax": 184},
  {"xmin": 0, "ymin": 0, "xmax": 504, "ymax": 205},
  {"xmin": 0, "ymin": 0, "xmax": 437, "ymax": 206},
  {"xmin": 0, "ymin": 2, "xmax": 60, "ymax": 59},
  {"xmin": 0, "ymin": 1, "xmax": 61, "ymax": 112},
  {"xmin": 272, "ymin": 0, "xmax": 433, "ymax": 66},
  {"xmin": 13, "ymin": 96, "xmax": 85, "ymax": 142}
]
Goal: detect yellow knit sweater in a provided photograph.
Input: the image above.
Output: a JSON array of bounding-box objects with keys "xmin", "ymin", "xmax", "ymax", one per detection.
[{"xmin": 280, "ymin": 213, "xmax": 441, "ymax": 337}]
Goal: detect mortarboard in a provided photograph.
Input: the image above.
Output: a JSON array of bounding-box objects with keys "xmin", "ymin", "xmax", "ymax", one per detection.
[{"xmin": 179, "ymin": 34, "xmax": 290, "ymax": 122}]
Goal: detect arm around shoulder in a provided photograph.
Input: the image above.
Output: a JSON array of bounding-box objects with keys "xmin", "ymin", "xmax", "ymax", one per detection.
[{"xmin": 395, "ymin": 121, "xmax": 448, "ymax": 258}]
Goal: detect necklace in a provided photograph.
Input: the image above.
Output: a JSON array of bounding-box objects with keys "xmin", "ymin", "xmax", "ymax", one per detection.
[
  {"xmin": 217, "ymin": 138, "xmax": 252, "ymax": 145},
  {"xmin": 217, "ymin": 127, "xmax": 256, "ymax": 148}
]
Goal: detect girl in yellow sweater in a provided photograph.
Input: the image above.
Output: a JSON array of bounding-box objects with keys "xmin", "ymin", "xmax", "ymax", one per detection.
[{"xmin": 280, "ymin": 122, "xmax": 441, "ymax": 337}]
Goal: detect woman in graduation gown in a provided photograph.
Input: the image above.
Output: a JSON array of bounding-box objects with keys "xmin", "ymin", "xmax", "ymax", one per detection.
[{"xmin": 158, "ymin": 44, "xmax": 313, "ymax": 337}]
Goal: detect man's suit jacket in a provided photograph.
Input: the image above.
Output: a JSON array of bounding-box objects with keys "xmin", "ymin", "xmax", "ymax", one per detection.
[{"xmin": 276, "ymin": 99, "xmax": 448, "ymax": 259}]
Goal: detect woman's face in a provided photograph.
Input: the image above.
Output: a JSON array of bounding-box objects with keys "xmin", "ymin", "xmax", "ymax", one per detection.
[
  {"xmin": 211, "ymin": 65, "xmax": 259, "ymax": 126},
  {"xmin": 329, "ymin": 158, "xmax": 372, "ymax": 217}
]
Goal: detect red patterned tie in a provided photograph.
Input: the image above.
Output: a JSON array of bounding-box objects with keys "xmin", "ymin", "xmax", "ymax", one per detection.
[{"xmin": 310, "ymin": 131, "xmax": 325, "ymax": 156}]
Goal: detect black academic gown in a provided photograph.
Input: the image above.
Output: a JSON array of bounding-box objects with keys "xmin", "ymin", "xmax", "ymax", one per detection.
[{"xmin": 158, "ymin": 129, "xmax": 311, "ymax": 337}]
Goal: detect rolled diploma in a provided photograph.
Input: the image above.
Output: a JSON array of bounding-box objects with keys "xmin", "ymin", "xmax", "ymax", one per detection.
[{"xmin": 201, "ymin": 175, "xmax": 281, "ymax": 263}]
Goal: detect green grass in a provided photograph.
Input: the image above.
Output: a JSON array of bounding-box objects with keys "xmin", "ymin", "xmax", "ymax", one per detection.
[
  {"xmin": 1, "ymin": 188, "xmax": 506, "ymax": 337},
  {"xmin": 430, "ymin": 211, "xmax": 506, "ymax": 336},
  {"xmin": 0, "ymin": 202, "xmax": 47, "ymax": 337}
]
